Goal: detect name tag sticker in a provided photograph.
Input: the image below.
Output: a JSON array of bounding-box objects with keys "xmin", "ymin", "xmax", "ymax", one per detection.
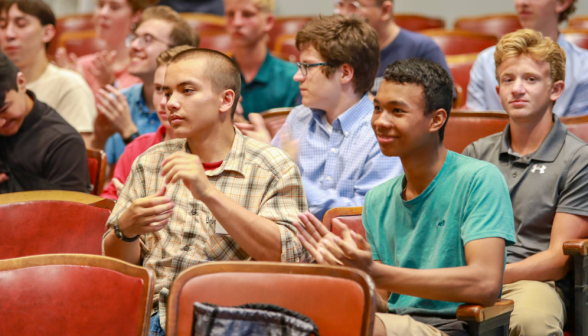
[{"xmin": 214, "ymin": 221, "xmax": 229, "ymax": 235}]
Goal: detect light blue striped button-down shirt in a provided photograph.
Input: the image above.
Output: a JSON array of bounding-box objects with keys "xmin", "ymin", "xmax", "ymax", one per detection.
[
  {"xmin": 467, "ymin": 34, "xmax": 588, "ymax": 117},
  {"xmin": 272, "ymin": 95, "xmax": 403, "ymax": 219}
]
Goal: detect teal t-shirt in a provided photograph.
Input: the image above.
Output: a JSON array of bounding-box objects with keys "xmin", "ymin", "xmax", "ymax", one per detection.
[
  {"xmin": 363, "ymin": 151, "xmax": 516, "ymax": 317},
  {"xmin": 240, "ymin": 52, "xmax": 299, "ymax": 119}
]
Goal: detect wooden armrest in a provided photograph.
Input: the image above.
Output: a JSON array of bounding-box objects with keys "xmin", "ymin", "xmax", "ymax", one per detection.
[
  {"xmin": 563, "ymin": 239, "xmax": 588, "ymax": 256},
  {"xmin": 456, "ymin": 299, "xmax": 514, "ymax": 322}
]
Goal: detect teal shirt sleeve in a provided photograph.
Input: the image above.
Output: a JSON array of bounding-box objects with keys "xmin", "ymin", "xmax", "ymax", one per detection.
[{"xmin": 461, "ymin": 164, "xmax": 516, "ymax": 246}]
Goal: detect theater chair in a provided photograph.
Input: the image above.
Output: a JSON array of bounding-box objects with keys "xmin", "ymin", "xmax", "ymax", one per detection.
[
  {"xmin": 274, "ymin": 34, "xmax": 299, "ymax": 62},
  {"xmin": 268, "ymin": 16, "xmax": 313, "ymax": 50},
  {"xmin": 323, "ymin": 207, "xmax": 514, "ymax": 336},
  {"xmin": 454, "ymin": 14, "xmax": 522, "ymax": 39},
  {"xmin": 569, "ymin": 16, "xmax": 588, "ymax": 30},
  {"xmin": 0, "ymin": 254, "xmax": 154, "ymax": 336},
  {"xmin": 87, "ymin": 148, "xmax": 107, "ymax": 196},
  {"xmin": 443, "ymin": 111, "xmax": 509, "ymax": 153},
  {"xmin": 49, "ymin": 13, "xmax": 95, "ymax": 55},
  {"xmin": 447, "ymin": 54, "xmax": 479, "ymax": 108},
  {"xmin": 395, "ymin": 14, "xmax": 445, "ymax": 31},
  {"xmin": 166, "ymin": 262, "xmax": 376, "ymax": 336},
  {"xmin": 199, "ymin": 33, "xmax": 232, "ymax": 55},
  {"xmin": 0, "ymin": 190, "xmax": 115, "ymax": 210},
  {"xmin": 58, "ymin": 30, "xmax": 105, "ymax": 58},
  {"xmin": 0, "ymin": 196, "xmax": 114, "ymax": 259},
  {"xmin": 260, "ymin": 107, "xmax": 293, "ymax": 138},
  {"xmin": 563, "ymin": 29, "xmax": 588, "ymax": 50},
  {"xmin": 422, "ymin": 29, "xmax": 498, "ymax": 56},
  {"xmin": 179, "ymin": 13, "xmax": 226, "ymax": 36}
]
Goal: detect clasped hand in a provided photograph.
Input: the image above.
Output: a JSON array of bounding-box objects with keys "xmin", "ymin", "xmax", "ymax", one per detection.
[
  {"xmin": 294, "ymin": 212, "xmax": 375, "ymax": 274},
  {"xmin": 117, "ymin": 185, "xmax": 175, "ymax": 237},
  {"xmin": 160, "ymin": 152, "xmax": 216, "ymax": 201}
]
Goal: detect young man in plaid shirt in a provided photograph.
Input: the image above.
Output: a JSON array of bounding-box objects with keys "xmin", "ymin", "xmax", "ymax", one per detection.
[{"xmin": 103, "ymin": 48, "xmax": 311, "ymax": 335}]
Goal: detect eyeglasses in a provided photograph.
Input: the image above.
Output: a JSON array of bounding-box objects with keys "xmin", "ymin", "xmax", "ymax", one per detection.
[
  {"xmin": 296, "ymin": 62, "xmax": 330, "ymax": 76},
  {"xmin": 125, "ymin": 33, "xmax": 172, "ymax": 48},
  {"xmin": 333, "ymin": 0, "xmax": 380, "ymax": 13}
]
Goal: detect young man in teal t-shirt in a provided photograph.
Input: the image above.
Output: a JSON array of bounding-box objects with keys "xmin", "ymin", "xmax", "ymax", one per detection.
[{"xmin": 295, "ymin": 58, "xmax": 516, "ymax": 336}]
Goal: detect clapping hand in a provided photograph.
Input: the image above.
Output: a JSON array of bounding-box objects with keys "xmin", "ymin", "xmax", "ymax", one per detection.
[{"xmin": 160, "ymin": 152, "xmax": 216, "ymax": 201}]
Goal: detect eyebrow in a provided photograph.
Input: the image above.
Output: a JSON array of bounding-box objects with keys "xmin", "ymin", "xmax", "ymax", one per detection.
[{"xmin": 375, "ymin": 99, "xmax": 409, "ymax": 107}]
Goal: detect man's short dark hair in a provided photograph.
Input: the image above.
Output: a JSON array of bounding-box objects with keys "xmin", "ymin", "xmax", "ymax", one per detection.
[
  {"xmin": 383, "ymin": 58, "xmax": 454, "ymax": 142},
  {"xmin": 0, "ymin": 0, "xmax": 56, "ymax": 50},
  {"xmin": 0, "ymin": 51, "xmax": 20, "ymax": 108},
  {"xmin": 169, "ymin": 48, "xmax": 241, "ymax": 118}
]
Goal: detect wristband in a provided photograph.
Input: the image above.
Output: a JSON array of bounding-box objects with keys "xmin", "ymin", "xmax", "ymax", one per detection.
[
  {"xmin": 114, "ymin": 217, "xmax": 140, "ymax": 242},
  {"xmin": 123, "ymin": 131, "xmax": 140, "ymax": 145}
]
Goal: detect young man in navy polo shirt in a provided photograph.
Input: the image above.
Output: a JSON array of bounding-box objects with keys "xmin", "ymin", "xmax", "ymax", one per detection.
[{"xmin": 464, "ymin": 29, "xmax": 588, "ymax": 336}]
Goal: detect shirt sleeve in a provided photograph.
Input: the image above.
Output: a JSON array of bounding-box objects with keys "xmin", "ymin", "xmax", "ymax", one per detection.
[
  {"xmin": 462, "ymin": 143, "xmax": 477, "ymax": 158},
  {"xmin": 461, "ymin": 164, "xmax": 516, "ymax": 246},
  {"xmin": 303, "ymin": 144, "xmax": 403, "ymax": 220},
  {"xmin": 466, "ymin": 52, "xmax": 491, "ymax": 111},
  {"xmin": 567, "ymin": 80, "xmax": 588, "ymax": 117},
  {"xmin": 43, "ymin": 133, "xmax": 90, "ymax": 193},
  {"xmin": 557, "ymin": 146, "xmax": 588, "ymax": 217},
  {"xmin": 100, "ymin": 141, "xmax": 139, "ymax": 200},
  {"xmin": 256, "ymin": 163, "xmax": 312, "ymax": 263}
]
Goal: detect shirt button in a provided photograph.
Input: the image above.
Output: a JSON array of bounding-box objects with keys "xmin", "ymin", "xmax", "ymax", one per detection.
[
  {"xmin": 183, "ymin": 246, "xmax": 190, "ymax": 251},
  {"xmin": 331, "ymin": 148, "xmax": 336, "ymax": 153},
  {"xmin": 512, "ymin": 172, "xmax": 517, "ymax": 178},
  {"xmin": 326, "ymin": 176, "xmax": 331, "ymax": 181},
  {"xmin": 345, "ymin": 132, "xmax": 349, "ymax": 136},
  {"xmin": 191, "ymin": 209, "xmax": 197, "ymax": 215}
]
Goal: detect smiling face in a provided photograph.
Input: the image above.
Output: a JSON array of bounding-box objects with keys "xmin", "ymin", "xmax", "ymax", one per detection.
[
  {"xmin": 224, "ymin": 0, "xmax": 273, "ymax": 48},
  {"xmin": 372, "ymin": 80, "xmax": 443, "ymax": 158},
  {"xmin": 94, "ymin": 0, "xmax": 139, "ymax": 44},
  {"xmin": 496, "ymin": 54, "xmax": 564, "ymax": 121},
  {"xmin": 128, "ymin": 19, "xmax": 173, "ymax": 79},
  {"xmin": 164, "ymin": 58, "xmax": 234, "ymax": 138},
  {"xmin": 0, "ymin": 4, "xmax": 54, "ymax": 68}
]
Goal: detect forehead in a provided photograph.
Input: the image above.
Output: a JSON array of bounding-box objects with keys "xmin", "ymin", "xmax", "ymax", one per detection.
[
  {"xmin": 1, "ymin": 4, "xmax": 37, "ymax": 21},
  {"xmin": 299, "ymin": 46, "xmax": 324, "ymax": 62},
  {"xmin": 165, "ymin": 58, "xmax": 211, "ymax": 85},
  {"xmin": 497, "ymin": 54, "xmax": 551, "ymax": 75},
  {"xmin": 225, "ymin": 0, "xmax": 260, "ymax": 11},
  {"xmin": 136, "ymin": 19, "xmax": 173, "ymax": 37},
  {"xmin": 375, "ymin": 80, "xmax": 425, "ymax": 106}
]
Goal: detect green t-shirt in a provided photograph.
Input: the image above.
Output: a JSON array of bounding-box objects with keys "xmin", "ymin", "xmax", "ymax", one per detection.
[
  {"xmin": 363, "ymin": 151, "xmax": 516, "ymax": 317},
  {"xmin": 240, "ymin": 52, "xmax": 299, "ymax": 120}
]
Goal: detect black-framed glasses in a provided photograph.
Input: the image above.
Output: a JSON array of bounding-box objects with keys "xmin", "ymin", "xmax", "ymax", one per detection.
[
  {"xmin": 333, "ymin": 0, "xmax": 380, "ymax": 13},
  {"xmin": 296, "ymin": 62, "xmax": 330, "ymax": 76},
  {"xmin": 126, "ymin": 33, "xmax": 172, "ymax": 48}
]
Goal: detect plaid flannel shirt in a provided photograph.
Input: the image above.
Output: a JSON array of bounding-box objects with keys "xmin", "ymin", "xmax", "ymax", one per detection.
[{"xmin": 102, "ymin": 128, "xmax": 310, "ymax": 328}]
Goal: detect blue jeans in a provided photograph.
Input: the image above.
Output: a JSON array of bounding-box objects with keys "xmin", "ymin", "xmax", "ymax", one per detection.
[{"xmin": 149, "ymin": 312, "xmax": 165, "ymax": 336}]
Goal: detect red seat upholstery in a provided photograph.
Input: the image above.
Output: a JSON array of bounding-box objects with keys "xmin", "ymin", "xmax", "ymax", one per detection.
[
  {"xmin": 454, "ymin": 14, "xmax": 522, "ymax": 39},
  {"xmin": 87, "ymin": 148, "xmax": 107, "ymax": 195},
  {"xmin": 49, "ymin": 13, "xmax": 95, "ymax": 55},
  {"xmin": 569, "ymin": 16, "xmax": 588, "ymax": 30},
  {"xmin": 422, "ymin": 29, "xmax": 498, "ymax": 56},
  {"xmin": 268, "ymin": 16, "xmax": 313, "ymax": 50},
  {"xmin": 58, "ymin": 30, "xmax": 105, "ymax": 57},
  {"xmin": 179, "ymin": 13, "xmax": 226, "ymax": 37},
  {"xmin": 0, "ymin": 200, "xmax": 111, "ymax": 259},
  {"xmin": 447, "ymin": 54, "xmax": 479, "ymax": 108},
  {"xmin": 274, "ymin": 34, "xmax": 299, "ymax": 62},
  {"xmin": 166, "ymin": 262, "xmax": 376, "ymax": 336},
  {"xmin": 0, "ymin": 254, "xmax": 154, "ymax": 336},
  {"xmin": 395, "ymin": 14, "xmax": 445, "ymax": 31},
  {"xmin": 444, "ymin": 111, "xmax": 509, "ymax": 153},
  {"xmin": 563, "ymin": 29, "xmax": 588, "ymax": 50},
  {"xmin": 199, "ymin": 33, "xmax": 232, "ymax": 55},
  {"xmin": 323, "ymin": 206, "xmax": 365, "ymax": 239},
  {"xmin": 0, "ymin": 190, "xmax": 115, "ymax": 210},
  {"xmin": 561, "ymin": 115, "xmax": 588, "ymax": 143}
]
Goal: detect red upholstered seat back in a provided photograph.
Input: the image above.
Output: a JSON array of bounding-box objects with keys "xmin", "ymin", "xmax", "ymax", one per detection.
[
  {"xmin": 274, "ymin": 35, "xmax": 300, "ymax": 62},
  {"xmin": 0, "ymin": 201, "xmax": 110, "ymax": 259},
  {"xmin": 423, "ymin": 29, "xmax": 498, "ymax": 56},
  {"xmin": 331, "ymin": 215, "xmax": 365, "ymax": 239},
  {"xmin": 561, "ymin": 115, "xmax": 588, "ymax": 143},
  {"xmin": 448, "ymin": 54, "xmax": 478, "ymax": 108},
  {"xmin": 87, "ymin": 156, "xmax": 99, "ymax": 191},
  {"xmin": 199, "ymin": 33, "xmax": 232, "ymax": 55},
  {"xmin": 61, "ymin": 33, "xmax": 105, "ymax": 57},
  {"xmin": 395, "ymin": 14, "xmax": 445, "ymax": 31},
  {"xmin": 569, "ymin": 16, "xmax": 588, "ymax": 30},
  {"xmin": 166, "ymin": 262, "xmax": 375, "ymax": 336},
  {"xmin": 323, "ymin": 207, "xmax": 366, "ymax": 239},
  {"xmin": 49, "ymin": 14, "xmax": 95, "ymax": 55},
  {"xmin": 563, "ymin": 29, "xmax": 588, "ymax": 50},
  {"xmin": 268, "ymin": 17, "xmax": 312, "ymax": 49},
  {"xmin": 444, "ymin": 111, "xmax": 510, "ymax": 153},
  {"xmin": 454, "ymin": 14, "xmax": 522, "ymax": 39},
  {"xmin": 0, "ymin": 255, "xmax": 154, "ymax": 336}
]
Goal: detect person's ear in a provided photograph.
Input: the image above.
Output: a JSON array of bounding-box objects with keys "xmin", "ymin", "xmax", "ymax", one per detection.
[
  {"xmin": 41, "ymin": 24, "xmax": 56, "ymax": 46},
  {"xmin": 429, "ymin": 108, "xmax": 448, "ymax": 135},
  {"xmin": 219, "ymin": 89, "xmax": 236, "ymax": 115},
  {"xmin": 380, "ymin": 0, "xmax": 394, "ymax": 22},
  {"xmin": 130, "ymin": 10, "xmax": 142, "ymax": 30},
  {"xmin": 555, "ymin": 0, "xmax": 574, "ymax": 16},
  {"xmin": 549, "ymin": 80, "xmax": 565, "ymax": 102},
  {"xmin": 339, "ymin": 63, "xmax": 355, "ymax": 86},
  {"xmin": 16, "ymin": 72, "xmax": 27, "ymax": 93},
  {"xmin": 264, "ymin": 13, "xmax": 275, "ymax": 33},
  {"xmin": 495, "ymin": 84, "xmax": 500, "ymax": 97}
]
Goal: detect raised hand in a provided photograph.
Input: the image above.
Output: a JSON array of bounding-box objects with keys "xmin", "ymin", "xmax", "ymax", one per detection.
[
  {"xmin": 55, "ymin": 47, "xmax": 83, "ymax": 75},
  {"xmin": 117, "ymin": 185, "xmax": 175, "ymax": 237},
  {"xmin": 91, "ymin": 50, "xmax": 117, "ymax": 88},
  {"xmin": 235, "ymin": 113, "xmax": 272, "ymax": 144},
  {"xmin": 160, "ymin": 152, "xmax": 216, "ymax": 201},
  {"xmin": 96, "ymin": 85, "xmax": 138, "ymax": 139}
]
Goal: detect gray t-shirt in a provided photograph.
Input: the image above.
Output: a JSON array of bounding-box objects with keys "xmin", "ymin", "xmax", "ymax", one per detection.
[{"xmin": 463, "ymin": 115, "xmax": 588, "ymax": 263}]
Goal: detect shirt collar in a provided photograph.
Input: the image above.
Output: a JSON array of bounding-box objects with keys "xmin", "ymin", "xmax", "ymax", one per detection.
[
  {"xmin": 243, "ymin": 52, "xmax": 274, "ymax": 85},
  {"xmin": 127, "ymin": 83, "xmax": 151, "ymax": 115},
  {"xmin": 17, "ymin": 90, "xmax": 42, "ymax": 133},
  {"xmin": 311, "ymin": 94, "xmax": 372, "ymax": 134},
  {"xmin": 500, "ymin": 114, "xmax": 567, "ymax": 162},
  {"xmin": 155, "ymin": 125, "xmax": 167, "ymax": 142}
]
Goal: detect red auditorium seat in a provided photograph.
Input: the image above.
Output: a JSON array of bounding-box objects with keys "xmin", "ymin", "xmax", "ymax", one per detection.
[
  {"xmin": 268, "ymin": 16, "xmax": 313, "ymax": 50},
  {"xmin": 447, "ymin": 54, "xmax": 479, "ymax": 108},
  {"xmin": 58, "ymin": 30, "xmax": 105, "ymax": 57},
  {"xmin": 179, "ymin": 12, "xmax": 226, "ymax": 37},
  {"xmin": 454, "ymin": 14, "xmax": 522, "ymax": 39},
  {"xmin": 323, "ymin": 206, "xmax": 365, "ymax": 239},
  {"xmin": 563, "ymin": 29, "xmax": 588, "ymax": 50},
  {"xmin": 569, "ymin": 16, "xmax": 588, "ymax": 30},
  {"xmin": 199, "ymin": 33, "xmax": 232, "ymax": 55},
  {"xmin": 0, "ymin": 254, "xmax": 154, "ymax": 336},
  {"xmin": 395, "ymin": 14, "xmax": 445, "ymax": 31},
  {"xmin": 422, "ymin": 29, "xmax": 498, "ymax": 56},
  {"xmin": 260, "ymin": 107, "xmax": 293, "ymax": 138},
  {"xmin": 49, "ymin": 13, "xmax": 95, "ymax": 55},
  {"xmin": 165, "ymin": 261, "xmax": 376, "ymax": 336},
  {"xmin": 87, "ymin": 148, "xmax": 107, "ymax": 196},
  {"xmin": 274, "ymin": 34, "xmax": 299, "ymax": 62}
]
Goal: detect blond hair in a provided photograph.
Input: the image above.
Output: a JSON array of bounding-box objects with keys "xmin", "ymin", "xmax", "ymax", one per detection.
[
  {"xmin": 494, "ymin": 29, "xmax": 566, "ymax": 83},
  {"xmin": 138, "ymin": 6, "xmax": 199, "ymax": 47},
  {"xmin": 251, "ymin": 0, "xmax": 275, "ymax": 13},
  {"xmin": 156, "ymin": 45, "xmax": 194, "ymax": 66}
]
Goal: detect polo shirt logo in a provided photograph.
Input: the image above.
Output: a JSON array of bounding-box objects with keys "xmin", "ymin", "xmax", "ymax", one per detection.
[
  {"xmin": 531, "ymin": 164, "xmax": 547, "ymax": 174},
  {"xmin": 437, "ymin": 220, "xmax": 445, "ymax": 227}
]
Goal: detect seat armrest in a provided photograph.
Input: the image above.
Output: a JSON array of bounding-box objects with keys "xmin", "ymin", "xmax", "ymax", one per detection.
[
  {"xmin": 456, "ymin": 299, "xmax": 514, "ymax": 322},
  {"xmin": 563, "ymin": 239, "xmax": 588, "ymax": 256}
]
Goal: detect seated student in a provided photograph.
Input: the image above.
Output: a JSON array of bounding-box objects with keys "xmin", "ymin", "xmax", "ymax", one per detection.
[
  {"xmin": 103, "ymin": 48, "xmax": 311, "ymax": 335},
  {"xmin": 89, "ymin": 5, "xmax": 197, "ymax": 167},
  {"xmin": 55, "ymin": 0, "xmax": 153, "ymax": 97},
  {"xmin": 467, "ymin": 0, "xmax": 588, "ymax": 116},
  {"xmin": 335, "ymin": 0, "xmax": 449, "ymax": 94},
  {"xmin": 0, "ymin": 52, "xmax": 89, "ymax": 194},
  {"xmin": 225, "ymin": 0, "xmax": 299, "ymax": 120},
  {"xmin": 463, "ymin": 29, "xmax": 588, "ymax": 336},
  {"xmin": 101, "ymin": 45, "xmax": 192, "ymax": 200},
  {"xmin": 238, "ymin": 14, "xmax": 403, "ymax": 220},
  {"xmin": 296, "ymin": 58, "xmax": 516, "ymax": 336},
  {"xmin": 0, "ymin": 0, "xmax": 96, "ymax": 143}
]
